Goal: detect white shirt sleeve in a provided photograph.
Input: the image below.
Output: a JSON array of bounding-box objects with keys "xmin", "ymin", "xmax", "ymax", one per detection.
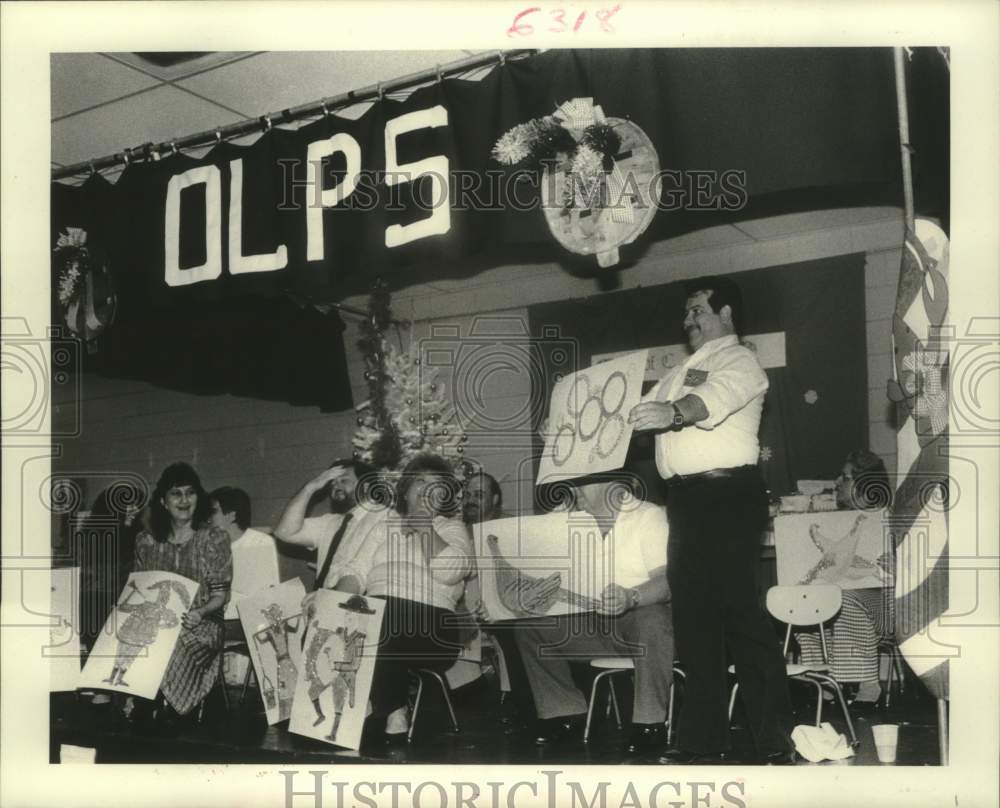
[
  {"xmin": 297, "ymin": 513, "xmax": 341, "ymax": 552},
  {"xmin": 428, "ymin": 516, "xmax": 473, "ymax": 585},
  {"xmin": 637, "ymin": 505, "xmax": 670, "ymax": 577},
  {"xmin": 692, "ymin": 349, "xmax": 768, "ymax": 430}
]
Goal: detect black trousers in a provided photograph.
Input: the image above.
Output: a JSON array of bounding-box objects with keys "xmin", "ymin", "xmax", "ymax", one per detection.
[
  {"xmin": 666, "ymin": 467, "xmax": 794, "ymax": 755},
  {"xmin": 369, "ymin": 596, "xmax": 461, "ymax": 718}
]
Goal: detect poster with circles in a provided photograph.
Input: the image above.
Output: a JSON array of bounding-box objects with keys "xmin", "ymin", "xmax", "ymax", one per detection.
[{"xmin": 537, "ymin": 349, "xmax": 648, "ymax": 483}]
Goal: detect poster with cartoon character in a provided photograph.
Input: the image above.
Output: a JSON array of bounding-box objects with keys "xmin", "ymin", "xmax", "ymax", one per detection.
[
  {"xmin": 237, "ymin": 578, "xmax": 306, "ymax": 724},
  {"xmin": 77, "ymin": 570, "xmax": 198, "ymax": 699},
  {"xmin": 288, "ymin": 591, "xmax": 385, "ymax": 750},
  {"xmin": 472, "ymin": 514, "xmax": 602, "ymax": 621},
  {"xmin": 774, "ymin": 509, "xmax": 894, "ymax": 590},
  {"xmin": 537, "ymin": 350, "xmax": 648, "ymax": 483}
]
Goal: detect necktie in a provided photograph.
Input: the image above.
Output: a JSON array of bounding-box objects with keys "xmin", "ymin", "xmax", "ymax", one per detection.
[{"xmin": 313, "ymin": 512, "xmax": 353, "ymax": 592}]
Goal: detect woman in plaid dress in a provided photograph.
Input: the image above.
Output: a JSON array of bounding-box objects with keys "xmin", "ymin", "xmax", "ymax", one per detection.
[{"xmin": 134, "ymin": 462, "xmax": 233, "ymax": 716}]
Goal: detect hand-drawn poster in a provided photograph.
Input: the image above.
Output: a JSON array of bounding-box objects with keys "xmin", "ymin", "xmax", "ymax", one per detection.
[
  {"xmin": 77, "ymin": 570, "xmax": 197, "ymax": 699},
  {"xmin": 774, "ymin": 509, "xmax": 894, "ymax": 590},
  {"xmin": 237, "ymin": 578, "xmax": 306, "ymax": 725},
  {"xmin": 49, "ymin": 567, "xmax": 82, "ymax": 692},
  {"xmin": 288, "ymin": 591, "xmax": 385, "ymax": 750},
  {"xmin": 225, "ymin": 528, "xmax": 281, "ymax": 620},
  {"xmin": 473, "ymin": 514, "xmax": 602, "ymax": 621},
  {"xmin": 537, "ymin": 350, "xmax": 648, "ymax": 483}
]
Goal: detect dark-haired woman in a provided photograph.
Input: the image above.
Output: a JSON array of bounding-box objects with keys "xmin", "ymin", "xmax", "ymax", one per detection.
[
  {"xmin": 133, "ymin": 462, "xmax": 232, "ymax": 717},
  {"xmin": 797, "ymin": 450, "xmax": 894, "ymax": 707},
  {"xmin": 321, "ymin": 453, "xmax": 473, "ymax": 741}
]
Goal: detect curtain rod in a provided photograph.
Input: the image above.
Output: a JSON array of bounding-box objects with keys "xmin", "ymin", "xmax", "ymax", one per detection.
[{"xmin": 52, "ymin": 49, "xmax": 538, "ymax": 182}]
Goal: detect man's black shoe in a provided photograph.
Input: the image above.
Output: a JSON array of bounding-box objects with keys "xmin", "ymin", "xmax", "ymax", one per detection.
[
  {"xmin": 656, "ymin": 748, "xmax": 728, "ymax": 765},
  {"xmin": 534, "ymin": 714, "xmax": 585, "ymax": 745},
  {"xmin": 762, "ymin": 749, "xmax": 797, "ymax": 765},
  {"xmin": 625, "ymin": 723, "xmax": 667, "ymax": 754}
]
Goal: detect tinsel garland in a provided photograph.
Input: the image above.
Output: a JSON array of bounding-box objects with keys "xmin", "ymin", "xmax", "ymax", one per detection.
[{"xmin": 356, "ymin": 278, "xmax": 402, "ymax": 470}]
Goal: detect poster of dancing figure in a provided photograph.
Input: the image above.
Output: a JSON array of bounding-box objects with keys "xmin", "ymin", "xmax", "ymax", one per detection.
[
  {"xmin": 78, "ymin": 570, "xmax": 197, "ymax": 699},
  {"xmin": 289, "ymin": 591, "xmax": 385, "ymax": 750},
  {"xmin": 237, "ymin": 578, "xmax": 306, "ymax": 724}
]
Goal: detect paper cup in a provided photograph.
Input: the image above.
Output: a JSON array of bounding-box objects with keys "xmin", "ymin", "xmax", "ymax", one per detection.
[{"xmin": 872, "ymin": 723, "xmax": 899, "ymax": 763}]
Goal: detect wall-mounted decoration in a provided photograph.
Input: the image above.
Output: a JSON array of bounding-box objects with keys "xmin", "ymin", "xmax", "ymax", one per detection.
[
  {"xmin": 237, "ymin": 578, "xmax": 306, "ymax": 724},
  {"xmin": 77, "ymin": 571, "xmax": 197, "ymax": 699},
  {"xmin": 289, "ymin": 591, "xmax": 385, "ymax": 750},
  {"xmin": 537, "ymin": 350, "xmax": 648, "ymax": 483}
]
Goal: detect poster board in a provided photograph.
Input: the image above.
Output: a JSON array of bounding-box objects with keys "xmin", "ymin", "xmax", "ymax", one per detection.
[
  {"xmin": 774, "ymin": 509, "xmax": 894, "ymax": 590},
  {"xmin": 473, "ymin": 514, "xmax": 602, "ymax": 621},
  {"xmin": 236, "ymin": 578, "xmax": 306, "ymax": 724},
  {"xmin": 77, "ymin": 571, "xmax": 198, "ymax": 699},
  {"xmin": 536, "ymin": 350, "xmax": 648, "ymax": 483},
  {"xmin": 49, "ymin": 567, "xmax": 82, "ymax": 692},
  {"xmin": 288, "ymin": 591, "xmax": 385, "ymax": 751}
]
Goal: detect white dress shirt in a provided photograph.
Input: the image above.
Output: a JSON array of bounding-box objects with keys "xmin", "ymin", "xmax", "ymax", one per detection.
[
  {"xmin": 297, "ymin": 504, "xmax": 392, "ymax": 589},
  {"xmin": 642, "ymin": 334, "xmax": 768, "ymax": 478},
  {"xmin": 225, "ymin": 526, "xmax": 280, "ymax": 619},
  {"xmin": 568, "ymin": 497, "xmax": 669, "ymax": 592}
]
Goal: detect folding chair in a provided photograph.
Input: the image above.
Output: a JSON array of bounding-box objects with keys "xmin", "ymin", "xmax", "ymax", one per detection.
[{"xmin": 728, "ymin": 584, "xmax": 858, "ymax": 747}]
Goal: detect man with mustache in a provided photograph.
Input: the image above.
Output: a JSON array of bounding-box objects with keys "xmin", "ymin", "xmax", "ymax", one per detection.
[{"xmin": 628, "ymin": 276, "xmax": 795, "ymax": 765}]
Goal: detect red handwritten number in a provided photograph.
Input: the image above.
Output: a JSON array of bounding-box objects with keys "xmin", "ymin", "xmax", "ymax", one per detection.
[
  {"xmin": 508, "ymin": 7, "xmax": 540, "ymax": 37},
  {"xmin": 573, "ymin": 11, "xmax": 587, "ymax": 31},
  {"xmin": 595, "ymin": 4, "xmax": 621, "ymax": 32},
  {"xmin": 549, "ymin": 8, "xmax": 567, "ymax": 32}
]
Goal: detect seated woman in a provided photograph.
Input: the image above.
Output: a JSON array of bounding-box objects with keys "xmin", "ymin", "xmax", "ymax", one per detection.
[
  {"xmin": 131, "ymin": 462, "xmax": 233, "ymax": 718},
  {"xmin": 315, "ymin": 453, "xmax": 474, "ymax": 741},
  {"xmin": 796, "ymin": 449, "xmax": 894, "ymax": 706}
]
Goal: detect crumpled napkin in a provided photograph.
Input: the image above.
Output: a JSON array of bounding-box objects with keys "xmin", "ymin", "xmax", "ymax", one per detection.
[{"xmin": 791, "ymin": 722, "xmax": 856, "ymax": 762}]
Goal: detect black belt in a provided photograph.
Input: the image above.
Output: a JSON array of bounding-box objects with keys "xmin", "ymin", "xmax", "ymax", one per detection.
[{"xmin": 665, "ymin": 464, "xmax": 758, "ymax": 487}]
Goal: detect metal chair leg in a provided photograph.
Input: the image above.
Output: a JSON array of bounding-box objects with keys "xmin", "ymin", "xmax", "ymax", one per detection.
[
  {"xmin": 807, "ymin": 672, "xmax": 858, "ymax": 747},
  {"xmin": 666, "ymin": 682, "xmax": 676, "ymax": 745},
  {"xmin": 407, "ymin": 674, "xmax": 424, "ymax": 743},
  {"xmin": 608, "ymin": 678, "xmax": 622, "ymax": 730},
  {"xmin": 239, "ymin": 661, "xmax": 255, "ymax": 708},
  {"xmin": 426, "ymin": 670, "xmax": 460, "ymax": 732},
  {"xmin": 583, "ymin": 671, "xmax": 606, "ymax": 743},
  {"xmin": 727, "ymin": 682, "xmax": 739, "ymax": 721}
]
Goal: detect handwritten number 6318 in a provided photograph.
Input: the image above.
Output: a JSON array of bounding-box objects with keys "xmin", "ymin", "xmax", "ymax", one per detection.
[{"xmin": 507, "ymin": 5, "xmax": 622, "ymax": 37}]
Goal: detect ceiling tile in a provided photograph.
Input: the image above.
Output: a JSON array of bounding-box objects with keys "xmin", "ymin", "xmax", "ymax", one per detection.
[
  {"xmin": 176, "ymin": 50, "xmax": 472, "ymax": 118},
  {"xmin": 51, "ymin": 53, "xmax": 160, "ymax": 119},
  {"xmin": 52, "ymin": 85, "xmax": 242, "ymax": 167}
]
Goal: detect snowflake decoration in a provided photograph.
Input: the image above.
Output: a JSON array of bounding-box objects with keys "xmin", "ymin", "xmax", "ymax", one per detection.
[
  {"xmin": 804, "ymin": 390, "xmax": 819, "ymax": 405},
  {"xmin": 759, "ymin": 445, "xmax": 773, "ymax": 463}
]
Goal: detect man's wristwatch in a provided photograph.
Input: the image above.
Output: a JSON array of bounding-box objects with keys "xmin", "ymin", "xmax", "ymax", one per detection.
[
  {"xmin": 628, "ymin": 588, "xmax": 641, "ymax": 610},
  {"xmin": 670, "ymin": 403, "xmax": 685, "ymax": 429}
]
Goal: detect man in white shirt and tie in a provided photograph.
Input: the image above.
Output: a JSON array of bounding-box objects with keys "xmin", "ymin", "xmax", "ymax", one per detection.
[
  {"xmin": 273, "ymin": 458, "xmax": 387, "ymax": 595},
  {"xmin": 628, "ymin": 275, "xmax": 795, "ymax": 765}
]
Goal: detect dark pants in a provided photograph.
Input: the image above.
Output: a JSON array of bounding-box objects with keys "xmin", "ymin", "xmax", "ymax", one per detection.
[
  {"xmin": 369, "ymin": 596, "xmax": 461, "ymax": 718},
  {"xmin": 514, "ymin": 604, "xmax": 674, "ymax": 724},
  {"xmin": 666, "ymin": 467, "xmax": 793, "ymax": 755}
]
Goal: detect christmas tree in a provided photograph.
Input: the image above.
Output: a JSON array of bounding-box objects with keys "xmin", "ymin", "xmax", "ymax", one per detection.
[{"xmin": 352, "ymin": 281, "xmax": 467, "ymax": 477}]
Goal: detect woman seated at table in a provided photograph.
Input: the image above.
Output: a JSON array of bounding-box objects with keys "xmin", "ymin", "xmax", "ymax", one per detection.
[
  {"xmin": 130, "ymin": 462, "xmax": 233, "ymax": 719},
  {"xmin": 797, "ymin": 449, "xmax": 894, "ymax": 707},
  {"xmin": 311, "ymin": 453, "xmax": 474, "ymax": 741}
]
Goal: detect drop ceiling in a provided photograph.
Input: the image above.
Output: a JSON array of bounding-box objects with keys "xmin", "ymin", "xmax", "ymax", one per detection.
[{"xmin": 51, "ymin": 50, "xmax": 485, "ymax": 179}]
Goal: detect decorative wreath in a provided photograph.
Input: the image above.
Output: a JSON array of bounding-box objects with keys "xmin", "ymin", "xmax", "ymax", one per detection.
[{"xmin": 53, "ymin": 226, "xmax": 117, "ymax": 342}]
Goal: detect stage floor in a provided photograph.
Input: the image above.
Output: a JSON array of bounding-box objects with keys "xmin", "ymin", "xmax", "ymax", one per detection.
[{"xmin": 50, "ymin": 672, "xmax": 942, "ymax": 766}]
